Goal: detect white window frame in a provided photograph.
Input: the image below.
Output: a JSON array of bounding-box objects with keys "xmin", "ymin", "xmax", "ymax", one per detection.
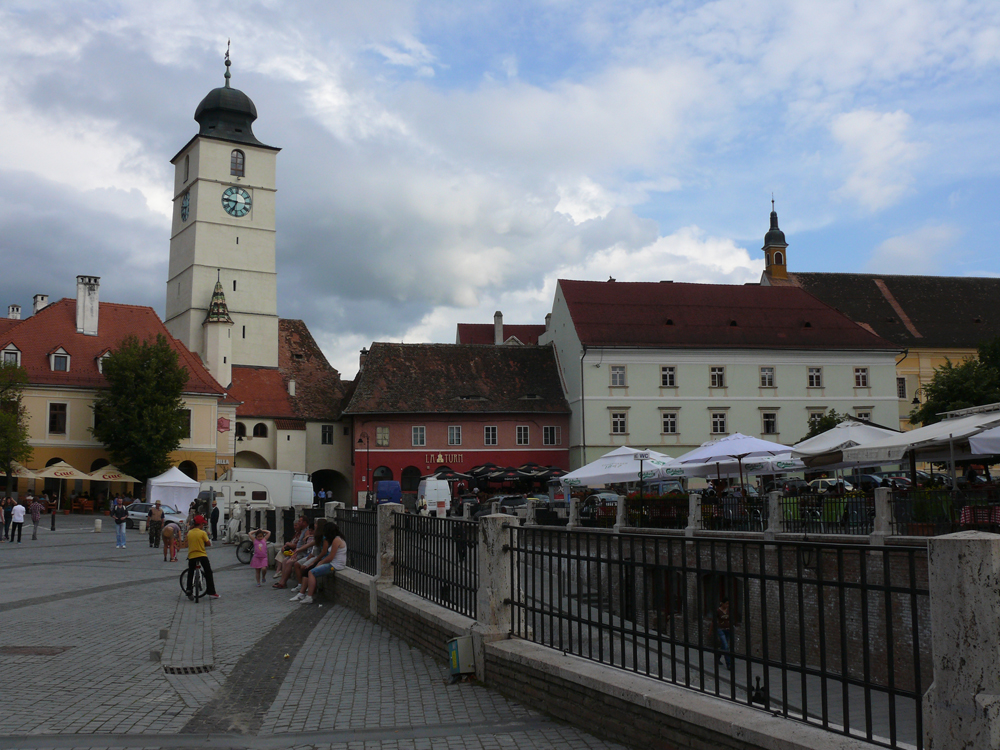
[
  {"xmin": 448, "ymin": 425, "xmax": 462, "ymax": 446},
  {"xmin": 660, "ymin": 366, "xmax": 676, "ymax": 388},
  {"xmin": 896, "ymin": 377, "xmax": 907, "ymax": 400},
  {"xmin": 49, "ymin": 347, "xmax": 70, "ymax": 373},
  {"xmin": 411, "ymin": 426, "xmax": 426, "ymax": 447},
  {"xmin": 759, "ymin": 366, "xmax": 775, "ymax": 388},
  {"xmin": 543, "ymin": 426, "xmax": 561, "ymax": 446},
  {"xmin": 2, "ymin": 346, "xmax": 21, "ymax": 366},
  {"xmin": 710, "ymin": 366, "xmax": 726, "ymax": 388},
  {"xmin": 611, "ymin": 411, "xmax": 628, "ymax": 435},
  {"xmin": 375, "ymin": 426, "xmax": 389, "ymax": 447},
  {"xmin": 808, "ymin": 410, "xmax": 826, "ymax": 429},
  {"xmin": 661, "ymin": 411, "xmax": 678, "ymax": 435},
  {"xmin": 808, "ymin": 367, "xmax": 823, "ymax": 388},
  {"xmin": 710, "ymin": 412, "xmax": 728, "ymax": 434},
  {"xmin": 516, "ymin": 425, "xmax": 529, "ymax": 446},
  {"xmin": 484, "ymin": 425, "xmax": 498, "ymax": 446},
  {"xmin": 610, "ymin": 365, "xmax": 627, "ymax": 387},
  {"xmin": 855, "ymin": 410, "xmax": 872, "ymax": 422},
  {"xmin": 854, "ymin": 367, "xmax": 869, "ymax": 388},
  {"xmin": 762, "ymin": 411, "xmax": 778, "ymax": 435}
]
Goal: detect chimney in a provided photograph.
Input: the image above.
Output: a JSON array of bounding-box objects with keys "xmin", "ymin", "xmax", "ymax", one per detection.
[
  {"xmin": 7, "ymin": 304, "xmax": 20, "ymax": 320},
  {"xmin": 287, "ymin": 379, "xmax": 296, "ymax": 397},
  {"xmin": 33, "ymin": 294, "xmax": 48, "ymax": 315},
  {"xmin": 494, "ymin": 311, "xmax": 503, "ymax": 345},
  {"xmin": 544, "ymin": 313, "xmax": 551, "ymax": 332},
  {"xmin": 75, "ymin": 275, "xmax": 100, "ymax": 336},
  {"xmin": 359, "ymin": 347, "xmax": 369, "ymax": 372}
]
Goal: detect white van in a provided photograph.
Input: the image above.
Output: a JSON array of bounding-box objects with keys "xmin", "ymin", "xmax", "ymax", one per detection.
[{"xmin": 417, "ymin": 478, "xmax": 451, "ymax": 516}]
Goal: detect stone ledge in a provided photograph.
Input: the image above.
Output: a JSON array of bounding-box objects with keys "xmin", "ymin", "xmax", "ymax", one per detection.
[{"xmin": 486, "ymin": 638, "xmax": 875, "ymax": 750}]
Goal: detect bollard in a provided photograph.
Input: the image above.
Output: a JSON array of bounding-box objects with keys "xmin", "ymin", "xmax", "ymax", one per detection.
[{"xmin": 94, "ymin": 518, "xmax": 102, "ymax": 533}]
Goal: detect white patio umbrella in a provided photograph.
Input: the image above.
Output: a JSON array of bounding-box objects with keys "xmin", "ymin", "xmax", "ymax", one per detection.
[
  {"xmin": 88, "ymin": 464, "xmax": 140, "ymax": 484},
  {"xmin": 33, "ymin": 461, "xmax": 92, "ymax": 509},
  {"xmin": 969, "ymin": 426, "xmax": 1000, "ymax": 456},
  {"xmin": 7, "ymin": 461, "xmax": 39, "ymax": 479},
  {"xmin": 792, "ymin": 419, "xmax": 899, "ymax": 468},
  {"xmin": 680, "ymin": 452, "xmax": 805, "ymax": 479},
  {"xmin": 675, "ymin": 433, "xmax": 793, "ymax": 493},
  {"xmin": 561, "ymin": 446, "xmax": 677, "ymax": 488}
]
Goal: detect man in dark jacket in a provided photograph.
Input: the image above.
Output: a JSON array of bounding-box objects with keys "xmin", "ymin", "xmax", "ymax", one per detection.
[{"xmin": 210, "ymin": 500, "xmax": 220, "ymax": 541}]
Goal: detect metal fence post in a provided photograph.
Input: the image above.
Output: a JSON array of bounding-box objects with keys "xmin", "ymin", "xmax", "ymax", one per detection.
[
  {"xmin": 924, "ymin": 531, "xmax": 1000, "ymax": 749},
  {"xmin": 567, "ymin": 496, "xmax": 580, "ymax": 529},
  {"xmin": 765, "ymin": 491, "xmax": 781, "ymax": 539},
  {"xmin": 870, "ymin": 487, "xmax": 892, "ymax": 545},
  {"xmin": 472, "ymin": 514, "xmax": 512, "ymax": 680},
  {"xmin": 685, "ymin": 492, "xmax": 701, "ymax": 537}
]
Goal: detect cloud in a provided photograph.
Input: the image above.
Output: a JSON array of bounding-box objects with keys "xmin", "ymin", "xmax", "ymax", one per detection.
[
  {"xmin": 830, "ymin": 109, "xmax": 922, "ymax": 211},
  {"xmin": 865, "ymin": 225, "xmax": 960, "ymax": 274}
]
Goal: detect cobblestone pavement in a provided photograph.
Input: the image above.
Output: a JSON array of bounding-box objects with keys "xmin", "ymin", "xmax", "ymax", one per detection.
[{"xmin": 0, "ymin": 516, "xmax": 626, "ymax": 750}]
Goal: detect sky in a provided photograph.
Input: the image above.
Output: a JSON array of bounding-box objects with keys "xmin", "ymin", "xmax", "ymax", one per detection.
[{"xmin": 2, "ymin": 1, "xmax": 1000, "ymax": 379}]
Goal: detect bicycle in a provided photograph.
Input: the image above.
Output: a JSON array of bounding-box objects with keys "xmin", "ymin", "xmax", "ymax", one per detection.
[
  {"xmin": 236, "ymin": 538, "xmax": 253, "ymax": 565},
  {"xmin": 179, "ymin": 560, "xmax": 206, "ymax": 602}
]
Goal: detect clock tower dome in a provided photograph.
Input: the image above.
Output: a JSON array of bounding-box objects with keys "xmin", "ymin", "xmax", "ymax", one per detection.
[{"xmin": 165, "ymin": 51, "xmax": 281, "ymax": 372}]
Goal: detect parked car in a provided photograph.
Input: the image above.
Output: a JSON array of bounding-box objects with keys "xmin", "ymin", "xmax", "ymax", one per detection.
[
  {"xmin": 580, "ymin": 493, "xmax": 621, "ymax": 522},
  {"xmin": 769, "ymin": 478, "xmax": 810, "ymax": 496},
  {"xmin": 807, "ymin": 478, "xmax": 854, "ymax": 494},
  {"xmin": 125, "ymin": 502, "xmax": 184, "ymax": 529},
  {"xmin": 848, "ymin": 474, "xmax": 884, "ymax": 492}
]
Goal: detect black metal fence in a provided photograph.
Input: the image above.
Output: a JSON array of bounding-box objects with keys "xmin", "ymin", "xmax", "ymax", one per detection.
[
  {"xmin": 779, "ymin": 493, "xmax": 874, "ymax": 534},
  {"xmin": 394, "ymin": 514, "xmax": 478, "ymax": 618},
  {"xmin": 510, "ymin": 527, "xmax": 929, "ymax": 749},
  {"xmin": 335, "ymin": 508, "xmax": 378, "ymax": 575},
  {"xmin": 624, "ymin": 496, "xmax": 689, "ymax": 529},
  {"xmin": 701, "ymin": 496, "xmax": 767, "ymax": 531},
  {"xmin": 889, "ymin": 487, "xmax": 1000, "ymax": 536}
]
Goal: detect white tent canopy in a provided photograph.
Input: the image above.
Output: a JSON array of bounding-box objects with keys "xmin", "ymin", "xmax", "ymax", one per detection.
[
  {"xmin": 146, "ymin": 467, "xmax": 200, "ymax": 517},
  {"xmin": 561, "ymin": 446, "xmax": 676, "ymax": 488},
  {"xmin": 792, "ymin": 420, "xmax": 899, "ymax": 468},
  {"xmin": 679, "ymin": 452, "xmax": 805, "ymax": 479},
  {"xmin": 969, "ymin": 426, "xmax": 1000, "ymax": 456},
  {"xmin": 674, "ymin": 433, "xmax": 794, "ymax": 489},
  {"xmin": 842, "ymin": 411, "xmax": 1000, "ymax": 464}
]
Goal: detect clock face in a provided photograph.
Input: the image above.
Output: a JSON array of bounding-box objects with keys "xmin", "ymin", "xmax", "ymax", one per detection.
[
  {"xmin": 221, "ymin": 186, "xmax": 252, "ymax": 217},
  {"xmin": 180, "ymin": 192, "xmax": 190, "ymax": 221}
]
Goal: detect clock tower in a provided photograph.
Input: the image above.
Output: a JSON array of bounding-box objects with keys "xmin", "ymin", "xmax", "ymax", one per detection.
[{"xmin": 165, "ymin": 52, "xmax": 281, "ymax": 374}]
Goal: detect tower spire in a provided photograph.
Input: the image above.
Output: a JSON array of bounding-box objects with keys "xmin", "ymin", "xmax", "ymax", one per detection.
[{"xmin": 224, "ymin": 40, "xmax": 231, "ymax": 88}]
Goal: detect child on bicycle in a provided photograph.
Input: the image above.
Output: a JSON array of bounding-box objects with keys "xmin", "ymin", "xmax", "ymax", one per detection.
[
  {"xmin": 185, "ymin": 514, "xmax": 220, "ymax": 600},
  {"xmin": 250, "ymin": 528, "xmax": 271, "ymax": 586}
]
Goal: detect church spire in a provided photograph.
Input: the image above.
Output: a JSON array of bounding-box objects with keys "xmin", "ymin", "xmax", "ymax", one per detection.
[
  {"xmin": 224, "ymin": 40, "xmax": 232, "ymax": 89},
  {"xmin": 762, "ymin": 200, "xmax": 788, "ymax": 280}
]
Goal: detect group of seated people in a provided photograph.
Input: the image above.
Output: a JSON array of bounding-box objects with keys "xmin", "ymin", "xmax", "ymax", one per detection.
[{"xmin": 270, "ymin": 515, "xmax": 347, "ymax": 605}]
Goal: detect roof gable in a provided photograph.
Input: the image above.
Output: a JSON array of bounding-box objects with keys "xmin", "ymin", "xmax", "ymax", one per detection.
[
  {"xmin": 557, "ymin": 279, "xmax": 896, "ymax": 350},
  {"xmin": 456, "ymin": 323, "xmax": 546, "ymax": 345}
]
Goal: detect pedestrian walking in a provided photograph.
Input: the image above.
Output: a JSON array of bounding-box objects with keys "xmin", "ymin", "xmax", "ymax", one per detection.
[
  {"xmin": 249, "ymin": 528, "xmax": 271, "ymax": 586},
  {"xmin": 162, "ymin": 521, "xmax": 180, "ymax": 562},
  {"xmin": 147, "ymin": 501, "xmax": 164, "ymax": 548},
  {"xmin": 111, "ymin": 497, "xmax": 128, "ymax": 548},
  {"xmin": 2, "ymin": 495, "xmax": 13, "ymax": 540},
  {"xmin": 210, "ymin": 500, "xmax": 220, "ymax": 541},
  {"xmin": 28, "ymin": 495, "xmax": 44, "ymax": 540},
  {"xmin": 185, "ymin": 514, "xmax": 219, "ymax": 599},
  {"xmin": 10, "ymin": 499, "xmax": 26, "ymax": 543},
  {"xmin": 710, "ymin": 596, "xmax": 734, "ymax": 671}
]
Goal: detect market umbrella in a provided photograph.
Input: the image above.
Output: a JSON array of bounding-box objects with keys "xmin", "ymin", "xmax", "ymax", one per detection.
[
  {"xmin": 488, "ymin": 468, "xmax": 523, "ymax": 483},
  {"xmin": 469, "ymin": 463, "xmax": 500, "ymax": 476},
  {"xmin": 675, "ymin": 434, "xmax": 793, "ymax": 494},
  {"xmin": 560, "ymin": 446, "xmax": 677, "ymax": 488},
  {"xmin": 7, "ymin": 461, "xmax": 39, "ymax": 479},
  {"xmin": 33, "ymin": 461, "xmax": 92, "ymax": 510},
  {"xmin": 791, "ymin": 419, "xmax": 899, "ymax": 468},
  {"xmin": 428, "ymin": 468, "xmax": 472, "ymax": 481},
  {"xmin": 88, "ymin": 464, "xmax": 140, "ymax": 484}
]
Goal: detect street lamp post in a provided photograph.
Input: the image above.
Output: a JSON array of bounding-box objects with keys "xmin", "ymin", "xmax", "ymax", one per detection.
[{"xmin": 357, "ymin": 431, "xmax": 372, "ymax": 508}]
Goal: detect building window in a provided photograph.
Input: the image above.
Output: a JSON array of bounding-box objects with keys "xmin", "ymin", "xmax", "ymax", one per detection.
[
  {"xmin": 49, "ymin": 403, "xmax": 67, "ymax": 434},
  {"xmin": 611, "ymin": 412, "xmax": 628, "ymax": 435},
  {"xmin": 183, "ymin": 154, "xmax": 190, "ymax": 182},
  {"xmin": 484, "ymin": 426, "xmax": 497, "ymax": 446},
  {"xmin": 759, "ymin": 367, "xmax": 774, "ymax": 387},
  {"xmin": 376, "ymin": 426, "xmax": 389, "ymax": 447},
  {"xmin": 253, "ymin": 422, "xmax": 268, "ymax": 438},
  {"xmin": 610, "ymin": 365, "xmax": 627, "ymax": 387},
  {"xmin": 661, "ymin": 366, "xmax": 676, "ymax": 387},
  {"xmin": 711, "ymin": 412, "xmax": 727, "ymax": 434},
  {"xmin": 808, "ymin": 411, "xmax": 825, "ymax": 430},
  {"xmin": 661, "ymin": 412, "xmax": 677, "ymax": 434},
  {"xmin": 516, "ymin": 425, "xmax": 529, "ymax": 445},
  {"xmin": 710, "ymin": 367, "xmax": 726, "ymax": 388},
  {"xmin": 230, "ymin": 149, "xmax": 245, "ymax": 177},
  {"xmin": 448, "ymin": 426, "xmax": 462, "ymax": 446},
  {"xmin": 235, "ymin": 422, "xmax": 246, "ymax": 438},
  {"xmin": 321, "ymin": 425, "xmax": 334, "ymax": 445},
  {"xmin": 762, "ymin": 412, "xmax": 778, "ymax": 435},
  {"xmin": 53, "ymin": 354, "xmax": 69, "ymax": 372},
  {"xmin": 856, "ymin": 411, "xmax": 872, "ymax": 422},
  {"xmin": 2, "ymin": 349, "xmax": 19, "ymax": 365},
  {"xmin": 897, "ymin": 377, "xmax": 907, "ymax": 399},
  {"xmin": 543, "ymin": 426, "xmax": 561, "ymax": 445},
  {"xmin": 808, "ymin": 367, "xmax": 823, "ymax": 387},
  {"xmin": 411, "ymin": 426, "xmax": 426, "ymax": 447},
  {"xmin": 854, "ymin": 367, "xmax": 869, "ymax": 387},
  {"xmin": 181, "ymin": 409, "xmax": 192, "ymax": 439}
]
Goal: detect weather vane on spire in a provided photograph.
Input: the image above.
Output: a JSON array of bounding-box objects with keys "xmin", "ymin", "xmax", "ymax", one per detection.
[{"xmin": 224, "ymin": 39, "xmax": 232, "ymax": 88}]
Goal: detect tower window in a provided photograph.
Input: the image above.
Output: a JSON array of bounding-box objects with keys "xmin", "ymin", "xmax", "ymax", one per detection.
[
  {"xmin": 233, "ymin": 280, "xmax": 237, "ymax": 291},
  {"xmin": 183, "ymin": 154, "xmax": 190, "ymax": 182},
  {"xmin": 231, "ymin": 150, "xmax": 245, "ymax": 177},
  {"xmin": 242, "ymin": 326, "xmax": 246, "ymax": 339},
  {"xmin": 774, "ymin": 251, "xmax": 783, "ymax": 265}
]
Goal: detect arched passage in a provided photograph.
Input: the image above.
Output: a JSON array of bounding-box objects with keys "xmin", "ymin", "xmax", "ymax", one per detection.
[
  {"xmin": 373, "ymin": 466, "xmax": 393, "ymax": 483},
  {"xmin": 178, "ymin": 461, "xmax": 199, "ymax": 481},
  {"xmin": 235, "ymin": 451, "xmax": 270, "ymax": 470},
  {"xmin": 311, "ymin": 469, "xmax": 351, "ymax": 505}
]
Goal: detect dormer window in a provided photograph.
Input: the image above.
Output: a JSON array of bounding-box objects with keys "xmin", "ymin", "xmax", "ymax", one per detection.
[
  {"xmin": 96, "ymin": 351, "xmax": 111, "ymax": 374},
  {"xmin": 231, "ymin": 150, "xmax": 245, "ymax": 177},
  {"xmin": 2, "ymin": 344, "xmax": 19, "ymax": 366},
  {"xmin": 48, "ymin": 347, "xmax": 70, "ymax": 373}
]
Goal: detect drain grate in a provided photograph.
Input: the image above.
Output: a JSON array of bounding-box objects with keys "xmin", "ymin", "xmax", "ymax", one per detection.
[
  {"xmin": 163, "ymin": 664, "xmax": 214, "ymax": 675},
  {"xmin": 0, "ymin": 646, "xmax": 72, "ymax": 656}
]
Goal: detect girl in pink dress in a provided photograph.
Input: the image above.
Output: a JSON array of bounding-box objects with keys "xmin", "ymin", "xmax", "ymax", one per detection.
[{"xmin": 250, "ymin": 529, "xmax": 271, "ymax": 586}]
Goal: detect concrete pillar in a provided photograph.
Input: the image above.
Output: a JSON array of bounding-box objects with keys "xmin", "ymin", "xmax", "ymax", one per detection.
[
  {"xmin": 567, "ymin": 496, "xmax": 580, "ymax": 529},
  {"xmin": 472, "ymin": 514, "xmax": 512, "ymax": 680},
  {"xmin": 614, "ymin": 494, "xmax": 627, "ymax": 531},
  {"xmin": 765, "ymin": 491, "xmax": 781, "ymax": 540},
  {"xmin": 924, "ymin": 531, "xmax": 1000, "ymax": 749},
  {"xmin": 375, "ymin": 503, "xmax": 401, "ymax": 583},
  {"xmin": 525, "ymin": 498, "xmax": 537, "ymax": 526},
  {"xmin": 870, "ymin": 487, "xmax": 892, "ymax": 545},
  {"xmin": 685, "ymin": 493, "xmax": 702, "ymax": 537},
  {"xmin": 325, "ymin": 500, "xmax": 343, "ymax": 519},
  {"xmin": 463, "ymin": 501, "xmax": 472, "ymax": 520}
]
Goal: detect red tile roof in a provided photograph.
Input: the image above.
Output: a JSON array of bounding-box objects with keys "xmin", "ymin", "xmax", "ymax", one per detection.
[
  {"xmin": 228, "ymin": 366, "xmax": 295, "ymax": 418},
  {"xmin": 456, "ymin": 323, "xmax": 547, "ymax": 345},
  {"xmin": 558, "ymin": 279, "xmax": 898, "ymax": 350},
  {"xmin": 1, "ymin": 299, "xmax": 223, "ymax": 394}
]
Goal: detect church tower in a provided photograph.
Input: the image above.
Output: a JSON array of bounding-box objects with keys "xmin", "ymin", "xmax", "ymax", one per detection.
[
  {"xmin": 165, "ymin": 50, "xmax": 281, "ymax": 369},
  {"xmin": 762, "ymin": 200, "xmax": 788, "ymax": 280}
]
